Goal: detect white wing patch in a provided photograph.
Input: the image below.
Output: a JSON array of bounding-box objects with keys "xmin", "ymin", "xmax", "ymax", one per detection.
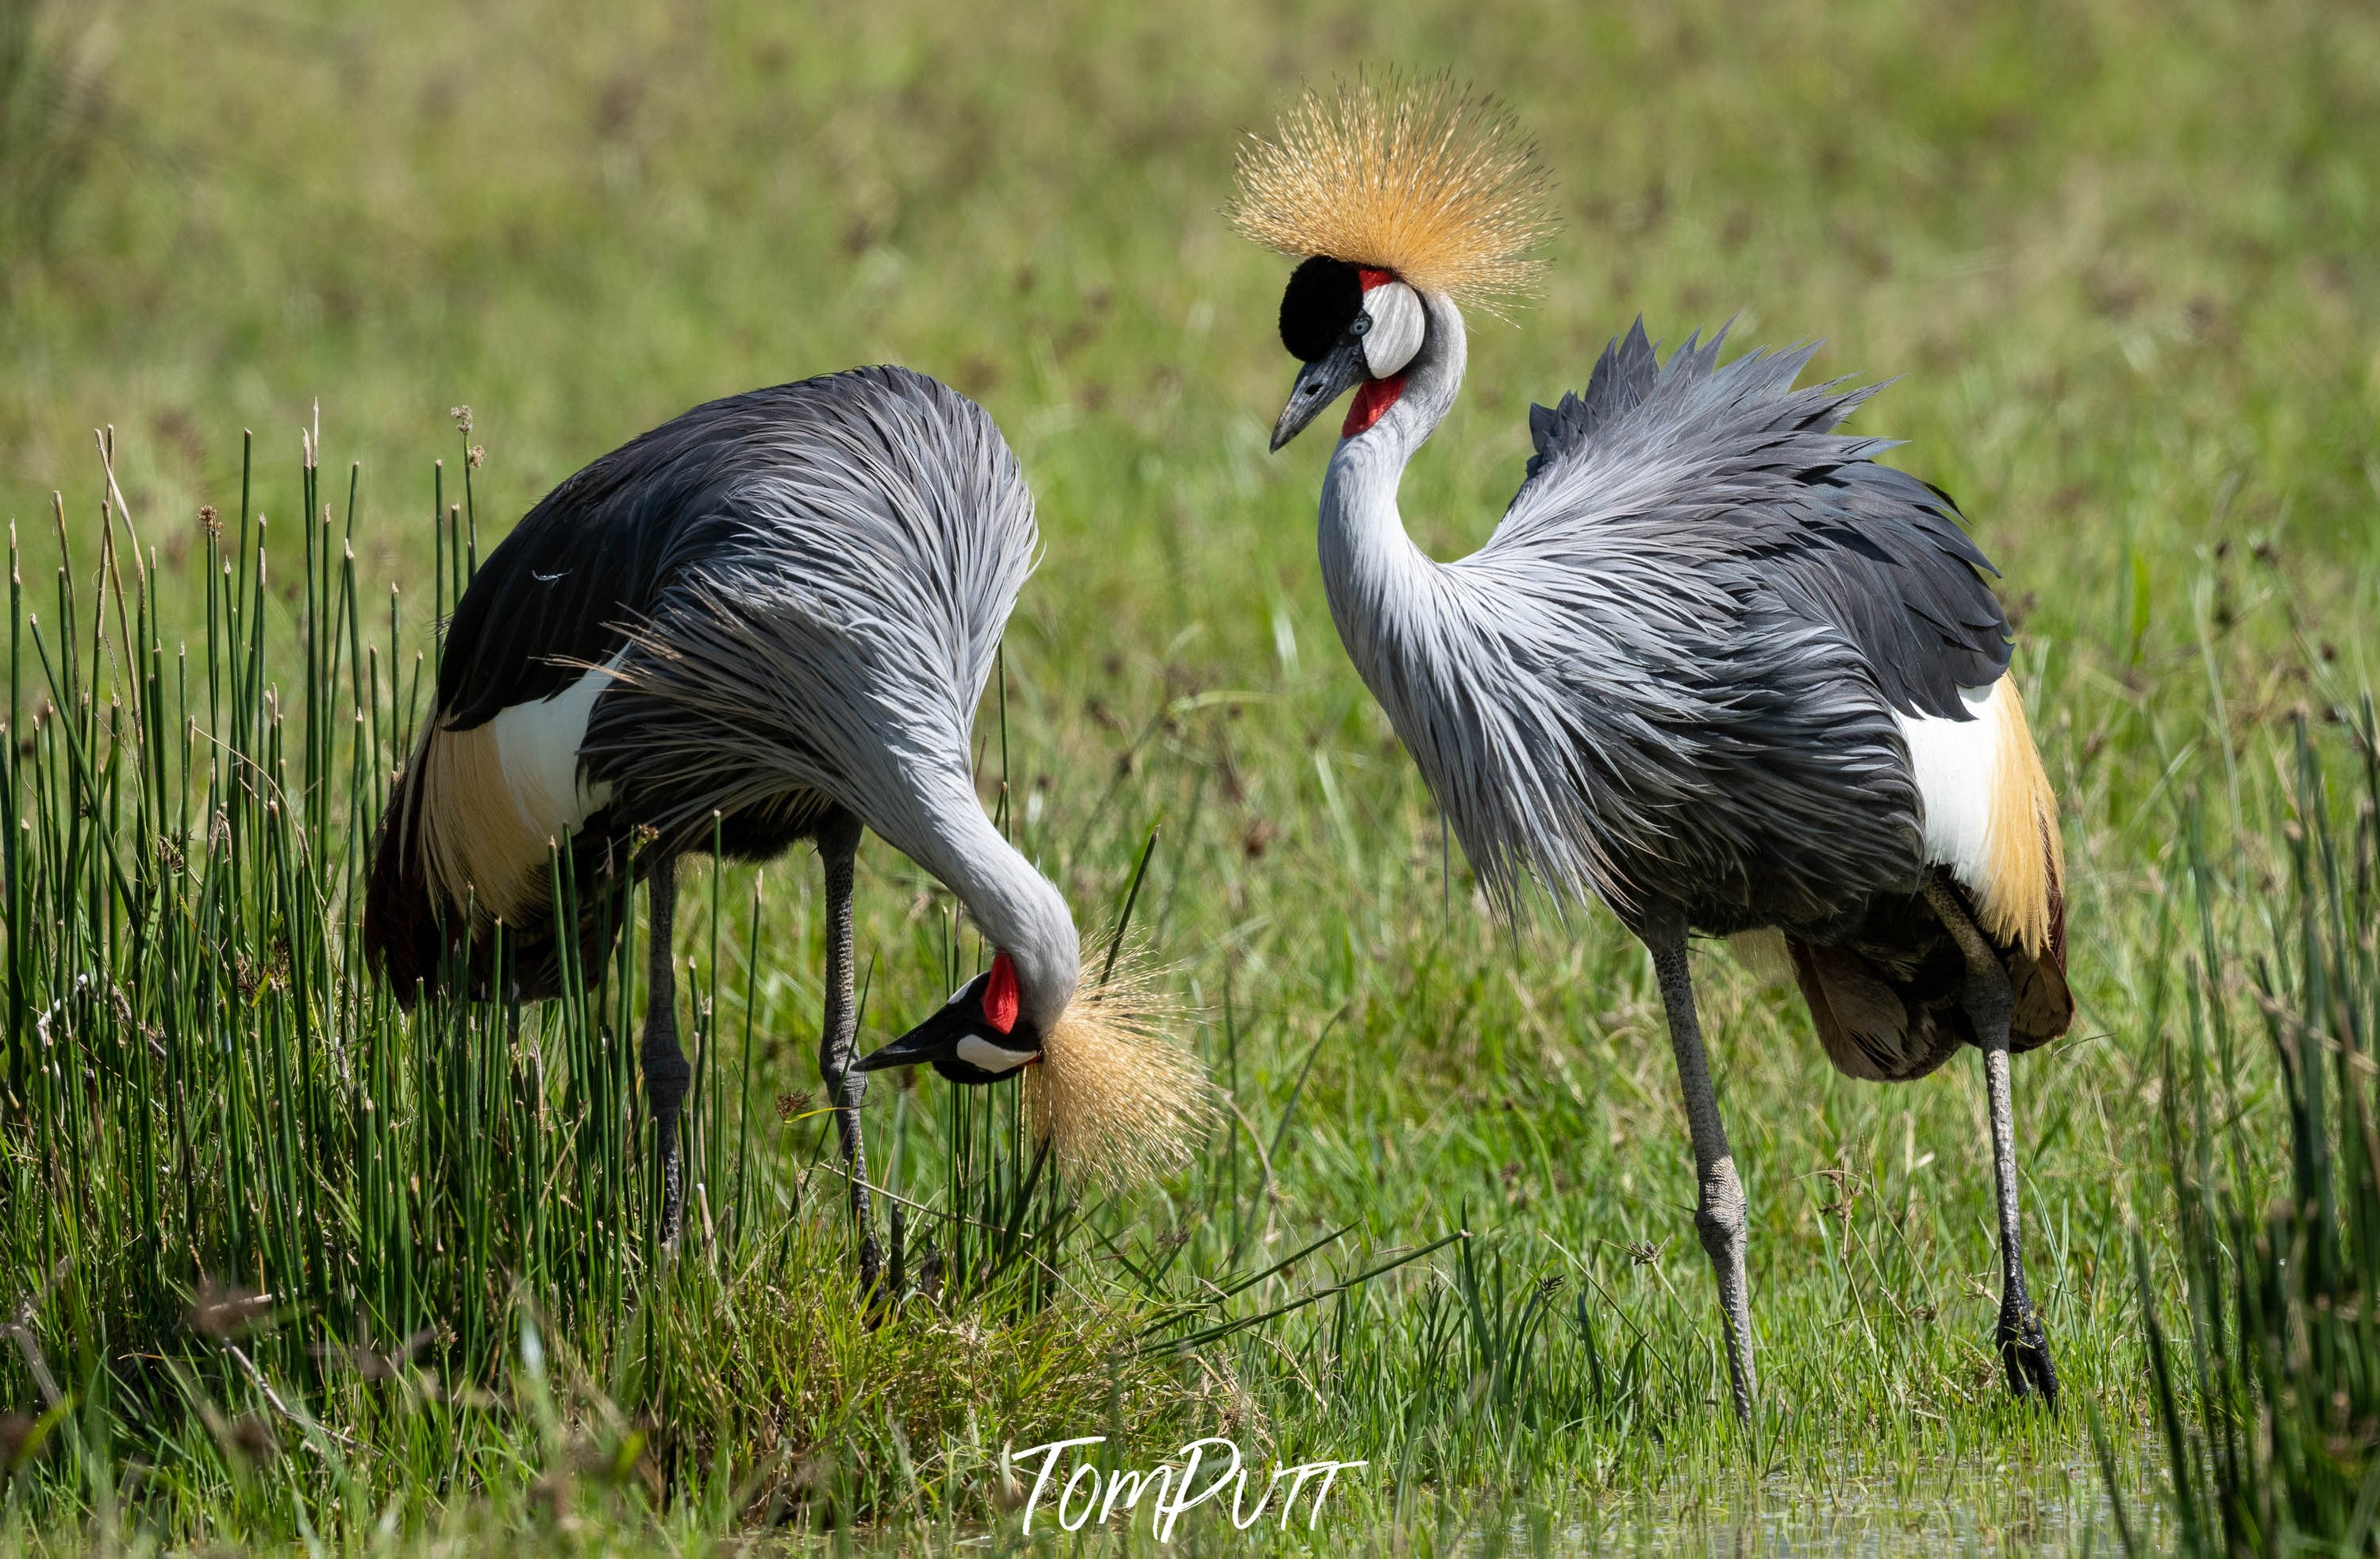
[
  {"xmin": 493, "ymin": 662, "xmax": 617, "ymax": 841},
  {"xmin": 414, "ymin": 660, "xmax": 620, "ymax": 926},
  {"xmin": 1894, "ymin": 680, "xmax": 2005, "ymax": 895},
  {"xmin": 955, "ymin": 1035, "xmax": 1037, "ymax": 1074}
]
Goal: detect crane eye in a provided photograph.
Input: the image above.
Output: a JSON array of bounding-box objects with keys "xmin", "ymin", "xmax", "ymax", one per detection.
[{"xmin": 1350, "ymin": 316, "xmax": 1372, "ymax": 337}]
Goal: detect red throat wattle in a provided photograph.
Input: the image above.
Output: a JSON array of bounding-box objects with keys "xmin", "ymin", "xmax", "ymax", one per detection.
[
  {"xmin": 982, "ymin": 952, "xmax": 1020, "ymax": 1035},
  {"xmin": 1344, "ymin": 375, "xmax": 1406, "ymax": 437}
]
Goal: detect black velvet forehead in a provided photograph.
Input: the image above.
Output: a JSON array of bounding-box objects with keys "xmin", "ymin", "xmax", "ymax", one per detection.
[{"xmin": 1278, "ymin": 256, "xmax": 1363, "ymax": 361}]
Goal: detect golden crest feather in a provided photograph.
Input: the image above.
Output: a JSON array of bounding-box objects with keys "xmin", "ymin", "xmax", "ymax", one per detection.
[
  {"xmin": 1025, "ymin": 942, "xmax": 1214, "ymax": 1188},
  {"xmin": 1228, "ymin": 73, "xmax": 1555, "ymax": 310}
]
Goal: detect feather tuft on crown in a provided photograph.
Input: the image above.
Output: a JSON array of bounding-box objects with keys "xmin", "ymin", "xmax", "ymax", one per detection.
[{"xmin": 1228, "ymin": 72, "xmax": 1556, "ymax": 314}]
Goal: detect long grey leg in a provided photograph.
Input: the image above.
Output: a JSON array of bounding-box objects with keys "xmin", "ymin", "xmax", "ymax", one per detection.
[
  {"xmin": 642, "ymin": 853, "xmax": 690, "ymax": 1247},
  {"xmin": 1643, "ymin": 903, "xmax": 1758, "ymax": 1422},
  {"xmin": 817, "ymin": 810, "xmax": 881, "ymax": 1289},
  {"xmin": 1924, "ymin": 877, "xmax": 2058, "ymax": 1406}
]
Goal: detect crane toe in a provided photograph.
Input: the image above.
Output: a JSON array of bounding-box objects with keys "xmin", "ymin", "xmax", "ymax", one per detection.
[{"xmin": 1997, "ymin": 1296, "xmax": 2059, "ymax": 1407}]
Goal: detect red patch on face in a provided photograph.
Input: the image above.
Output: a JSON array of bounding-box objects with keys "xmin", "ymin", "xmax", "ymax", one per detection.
[
  {"xmin": 982, "ymin": 952, "xmax": 1020, "ymax": 1035},
  {"xmin": 1344, "ymin": 374, "xmax": 1406, "ymax": 437},
  {"xmin": 1358, "ymin": 268, "xmax": 1398, "ymax": 291}
]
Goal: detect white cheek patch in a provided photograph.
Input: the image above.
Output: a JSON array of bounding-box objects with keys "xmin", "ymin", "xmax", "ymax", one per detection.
[
  {"xmin": 1361, "ymin": 280, "xmax": 1425, "ymax": 378},
  {"xmin": 955, "ymin": 1035, "xmax": 1038, "ymax": 1075}
]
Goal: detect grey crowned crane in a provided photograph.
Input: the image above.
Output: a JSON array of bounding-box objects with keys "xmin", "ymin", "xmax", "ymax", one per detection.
[
  {"xmin": 1232, "ymin": 80, "xmax": 2072, "ymax": 1418},
  {"xmin": 363, "ymin": 367, "xmax": 1207, "ymax": 1255}
]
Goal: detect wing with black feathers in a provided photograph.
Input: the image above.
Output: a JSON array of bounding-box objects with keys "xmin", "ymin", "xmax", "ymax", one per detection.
[
  {"xmin": 1511, "ymin": 318, "xmax": 2011, "ymax": 719},
  {"xmin": 435, "ymin": 398, "xmax": 785, "ymax": 728},
  {"xmin": 371, "ymin": 390, "xmax": 775, "ymax": 1003},
  {"xmin": 371, "ymin": 368, "xmax": 1034, "ymax": 1005}
]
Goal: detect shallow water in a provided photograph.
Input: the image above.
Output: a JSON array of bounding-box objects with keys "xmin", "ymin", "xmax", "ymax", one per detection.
[
  {"xmin": 1546, "ymin": 1458, "xmax": 2162, "ymax": 1556},
  {"xmin": 925, "ymin": 1452, "xmax": 2167, "ymax": 1555}
]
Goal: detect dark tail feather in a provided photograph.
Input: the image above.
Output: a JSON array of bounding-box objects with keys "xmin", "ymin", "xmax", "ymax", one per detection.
[
  {"xmin": 1789, "ymin": 878, "xmax": 2074, "ymax": 1085},
  {"xmin": 1788, "ymin": 937, "xmax": 1966, "ymax": 1084},
  {"xmin": 363, "ymin": 765, "xmax": 629, "ymax": 1007},
  {"xmin": 2006, "ymin": 938, "xmax": 2074, "ymax": 1052},
  {"xmin": 363, "ymin": 757, "xmax": 442, "ymax": 1007}
]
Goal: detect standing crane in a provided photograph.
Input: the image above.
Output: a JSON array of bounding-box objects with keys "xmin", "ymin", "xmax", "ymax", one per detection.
[
  {"xmin": 364, "ymin": 366, "xmax": 1207, "ymax": 1258},
  {"xmin": 1231, "ymin": 79, "xmax": 2071, "ymax": 1418}
]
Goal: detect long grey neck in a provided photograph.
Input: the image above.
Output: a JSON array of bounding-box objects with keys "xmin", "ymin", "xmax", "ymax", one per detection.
[
  {"xmin": 1317, "ymin": 293, "xmax": 1468, "ymax": 673},
  {"xmin": 905, "ymin": 787, "xmax": 1081, "ymax": 1033}
]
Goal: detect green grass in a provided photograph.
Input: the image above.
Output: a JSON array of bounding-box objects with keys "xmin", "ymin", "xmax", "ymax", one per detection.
[
  {"xmin": 2, "ymin": 0, "xmax": 2378, "ymax": 1550},
  {"xmin": 2117, "ymin": 714, "xmax": 2380, "ymax": 1555}
]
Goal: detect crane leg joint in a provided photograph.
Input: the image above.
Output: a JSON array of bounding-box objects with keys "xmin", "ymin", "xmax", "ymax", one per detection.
[
  {"xmin": 1643, "ymin": 907, "xmax": 1759, "ymax": 1420},
  {"xmin": 1693, "ymin": 1163, "xmax": 1748, "ymax": 1261},
  {"xmin": 1925, "ymin": 876, "xmax": 2059, "ymax": 1407}
]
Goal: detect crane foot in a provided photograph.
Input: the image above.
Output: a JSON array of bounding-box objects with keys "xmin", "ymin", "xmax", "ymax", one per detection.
[
  {"xmin": 1997, "ymin": 1295, "xmax": 2059, "ymax": 1406},
  {"xmin": 857, "ymin": 1222, "xmax": 882, "ymax": 1298}
]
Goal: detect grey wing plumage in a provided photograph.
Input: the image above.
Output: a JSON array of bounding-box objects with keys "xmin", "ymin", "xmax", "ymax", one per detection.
[
  {"xmin": 1509, "ymin": 319, "xmax": 2012, "ymax": 718},
  {"xmin": 366, "ymin": 366, "xmax": 1026, "ymax": 1003},
  {"xmin": 1509, "ymin": 325, "xmax": 2071, "ymax": 1073},
  {"xmin": 1394, "ymin": 321, "xmax": 2019, "ymax": 936},
  {"xmin": 581, "ymin": 366, "xmax": 1035, "ymax": 863},
  {"xmin": 436, "ymin": 396, "xmax": 767, "ymax": 727}
]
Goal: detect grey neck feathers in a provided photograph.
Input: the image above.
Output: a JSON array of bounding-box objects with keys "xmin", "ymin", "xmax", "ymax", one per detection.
[
  {"xmin": 904, "ymin": 784, "xmax": 1082, "ymax": 1034},
  {"xmin": 1317, "ymin": 292, "xmax": 1469, "ymax": 690},
  {"xmin": 1305, "ymin": 298, "xmax": 1968, "ymax": 938},
  {"xmin": 1310, "ymin": 294, "xmax": 1624, "ymax": 919}
]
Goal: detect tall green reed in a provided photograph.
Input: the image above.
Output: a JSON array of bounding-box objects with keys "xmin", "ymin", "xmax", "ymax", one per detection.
[
  {"xmin": 0, "ymin": 418, "xmax": 1282, "ymax": 1544},
  {"xmin": 0, "ymin": 427, "xmax": 786, "ymax": 1503},
  {"xmin": 2116, "ymin": 704, "xmax": 2380, "ymax": 1554}
]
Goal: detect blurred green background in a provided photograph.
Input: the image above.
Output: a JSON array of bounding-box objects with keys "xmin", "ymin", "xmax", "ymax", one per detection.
[
  {"xmin": 8, "ymin": 0, "xmax": 2378, "ymax": 643},
  {"xmin": 4, "ymin": 0, "xmax": 2380, "ymax": 1547}
]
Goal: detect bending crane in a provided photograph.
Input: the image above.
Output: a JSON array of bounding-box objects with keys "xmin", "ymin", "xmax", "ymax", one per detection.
[{"xmin": 364, "ymin": 367, "xmax": 1204, "ymax": 1255}]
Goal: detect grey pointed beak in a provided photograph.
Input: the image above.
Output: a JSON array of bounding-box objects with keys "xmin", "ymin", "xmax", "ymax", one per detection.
[
  {"xmin": 855, "ymin": 975, "xmax": 984, "ymax": 1072},
  {"xmin": 1271, "ymin": 339, "xmax": 1370, "ymax": 452},
  {"xmin": 852, "ymin": 1024, "xmax": 948, "ymax": 1072}
]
